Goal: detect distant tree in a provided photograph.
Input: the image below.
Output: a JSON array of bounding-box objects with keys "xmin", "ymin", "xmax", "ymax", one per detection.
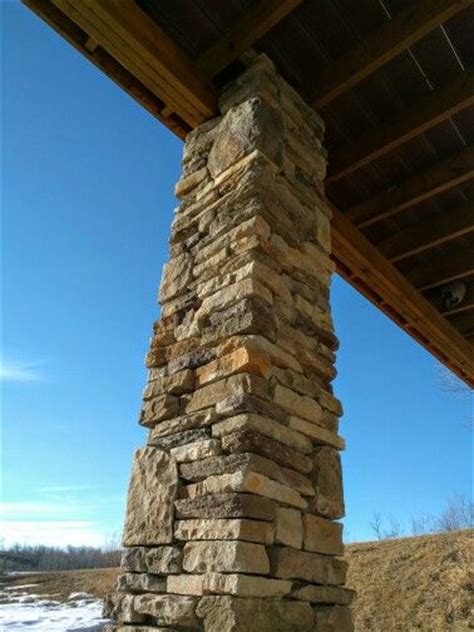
[
  {"xmin": 434, "ymin": 494, "xmax": 473, "ymax": 532},
  {"xmin": 369, "ymin": 512, "xmax": 384, "ymax": 540},
  {"xmin": 437, "ymin": 366, "xmax": 473, "ymax": 430}
]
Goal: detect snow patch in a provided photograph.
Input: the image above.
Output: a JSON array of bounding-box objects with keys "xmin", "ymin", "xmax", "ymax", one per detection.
[{"xmin": 0, "ymin": 585, "xmax": 110, "ymax": 631}]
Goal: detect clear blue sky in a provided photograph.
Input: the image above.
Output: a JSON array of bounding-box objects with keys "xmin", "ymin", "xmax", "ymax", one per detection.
[{"xmin": 2, "ymin": 2, "xmax": 472, "ymax": 547}]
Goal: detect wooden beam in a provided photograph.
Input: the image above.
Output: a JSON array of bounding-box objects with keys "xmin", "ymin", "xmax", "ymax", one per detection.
[
  {"xmin": 49, "ymin": 0, "xmax": 218, "ymax": 128},
  {"xmin": 312, "ymin": 0, "xmax": 472, "ymax": 109},
  {"xmin": 197, "ymin": 0, "xmax": 303, "ymax": 77},
  {"xmin": 403, "ymin": 244, "xmax": 474, "ymax": 290},
  {"xmin": 327, "ymin": 70, "xmax": 474, "ymax": 183},
  {"xmin": 22, "ymin": 0, "xmax": 192, "ymax": 138},
  {"xmin": 376, "ymin": 204, "xmax": 474, "ymax": 263},
  {"xmin": 345, "ymin": 145, "xmax": 474, "ymax": 227},
  {"xmin": 330, "ymin": 205, "xmax": 474, "ymax": 386}
]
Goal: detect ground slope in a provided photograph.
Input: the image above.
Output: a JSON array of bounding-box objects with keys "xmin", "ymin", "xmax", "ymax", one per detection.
[
  {"xmin": 2, "ymin": 530, "xmax": 472, "ymax": 631},
  {"xmin": 346, "ymin": 529, "xmax": 473, "ymax": 631}
]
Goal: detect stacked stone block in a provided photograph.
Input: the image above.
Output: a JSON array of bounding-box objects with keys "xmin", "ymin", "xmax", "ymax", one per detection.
[{"xmin": 105, "ymin": 54, "xmax": 354, "ymax": 631}]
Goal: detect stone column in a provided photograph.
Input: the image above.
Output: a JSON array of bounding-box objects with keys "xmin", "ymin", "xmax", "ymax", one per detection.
[{"xmin": 104, "ymin": 54, "xmax": 354, "ymax": 632}]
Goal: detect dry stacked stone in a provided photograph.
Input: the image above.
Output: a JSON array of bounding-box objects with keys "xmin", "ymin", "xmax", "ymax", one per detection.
[{"xmin": 104, "ymin": 54, "xmax": 354, "ymax": 632}]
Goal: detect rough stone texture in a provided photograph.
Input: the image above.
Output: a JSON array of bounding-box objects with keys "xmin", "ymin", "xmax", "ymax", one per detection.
[
  {"xmin": 183, "ymin": 540, "xmax": 270, "ymax": 575},
  {"xmin": 133, "ymin": 594, "xmax": 198, "ymax": 629},
  {"xmin": 271, "ymin": 547, "xmax": 347, "ymax": 585},
  {"xmin": 315, "ymin": 605, "xmax": 354, "ymax": 631},
  {"xmin": 275, "ymin": 506, "xmax": 303, "ymax": 549},
  {"xmin": 174, "ymin": 518, "xmax": 274, "ymax": 544},
  {"xmin": 196, "ymin": 596, "xmax": 315, "ymax": 631},
  {"xmin": 122, "ymin": 448, "xmax": 177, "ymax": 546},
  {"xmin": 303, "ymin": 513, "xmax": 343, "ymax": 555},
  {"xmin": 146, "ymin": 547, "xmax": 182, "ymax": 575},
  {"xmin": 111, "ymin": 53, "xmax": 352, "ymax": 630},
  {"xmin": 292, "ymin": 584, "xmax": 355, "ymax": 605},
  {"xmin": 309, "ymin": 447, "xmax": 345, "ymax": 519}
]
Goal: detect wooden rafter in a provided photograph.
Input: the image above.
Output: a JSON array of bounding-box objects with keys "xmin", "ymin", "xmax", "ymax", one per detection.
[
  {"xmin": 331, "ymin": 207, "xmax": 474, "ymax": 385},
  {"xmin": 197, "ymin": 0, "xmax": 303, "ymax": 77},
  {"xmin": 49, "ymin": 0, "xmax": 217, "ymax": 128},
  {"xmin": 345, "ymin": 145, "xmax": 474, "ymax": 228},
  {"xmin": 377, "ymin": 204, "xmax": 474, "ymax": 263},
  {"xmin": 404, "ymin": 244, "xmax": 474, "ymax": 290},
  {"xmin": 21, "ymin": 0, "xmax": 474, "ymax": 385},
  {"xmin": 312, "ymin": 0, "xmax": 472, "ymax": 109},
  {"xmin": 327, "ymin": 70, "xmax": 474, "ymax": 183}
]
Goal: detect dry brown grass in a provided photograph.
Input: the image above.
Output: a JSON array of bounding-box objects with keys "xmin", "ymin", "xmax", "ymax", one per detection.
[
  {"xmin": 3, "ymin": 530, "xmax": 472, "ymax": 630},
  {"xmin": 346, "ymin": 529, "xmax": 474, "ymax": 631}
]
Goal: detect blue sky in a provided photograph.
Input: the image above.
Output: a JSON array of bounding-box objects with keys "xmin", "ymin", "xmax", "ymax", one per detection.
[{"xmin": 2, "ymin": 2, "xmax": 472, "ymax": 547}]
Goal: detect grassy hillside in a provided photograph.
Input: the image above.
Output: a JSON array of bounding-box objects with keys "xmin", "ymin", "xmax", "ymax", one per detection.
[
  {"xmin": 346, "ymin": 530, "xmax": 473, "ymax": 631},
  {"xmin": 2, "ymin": 530, "xmax": 472, "ymax": 631}
]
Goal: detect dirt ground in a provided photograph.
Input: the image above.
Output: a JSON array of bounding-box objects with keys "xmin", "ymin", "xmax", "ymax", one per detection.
[{"xmin": 2, "ymin": 529, "xmax": 472, "ymax": 631}]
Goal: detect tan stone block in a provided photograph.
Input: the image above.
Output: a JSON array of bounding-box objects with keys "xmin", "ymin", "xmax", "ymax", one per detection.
[
  {"xmin": 273, "ymin": 384, "xmax": 323, "ymax": 424},
  {"xmin": 309, "ymin": 447, "xmax": 345, "ymax": 520},
  {"xmin": 103, "ymin": 592, "xmax": 145, "ymax": 624},
  {"xmin": 272, "ymin": 547, "xmax": 347, "ymax": 585},
  {"xmin": 204, "ymin": 573, "xmax": 292, "ymax": 598},
  {"xmin": 174, "ymin": 518, "xmax": 274, "ymax": 544},
  {"xmin": 185, "ymin": 374, "xmax": 269, "ymax": 415},
  {"xmin": 303, "ymin": 514, "xmax": 343, "ymax": 555},
  {"xmin": 219, "ymin": 334, "xmax": 302, "ymax": 373},
  {"xmin": 174, "ymin": 166, "xmax": 208, "ymax": 198},
  {"xmin": 170, "ymin": 439, "xmax": 221, "ymax": 463},
  {"xmin": 196, "ymin": 595, "xmax": 315, "ymax": 631},
  {"xmin": 143, "ymin": 369, "xmax": 194, "ymax": 398},
  {"xmin": 179, "ymin": 452, "xmax": 314, "ymax": 497},
  {"xmin": 116, "ymin": 573, "xmax": 166, "ymax": 594},
  {"xmin": 175, "ymin": 493, "xmax": 275, "ymax": 521},
  {"xmin": 212, "ymin": 413, "xmax": 312, "ymax": 454},
  {"xmin": 122, "ymin": 448, "xmax": 177, "ymax": 547},
  {"xmin": 133, "ymin": 594, "xmax": 198, "ymax": 629},
  {"xmin": 167, "ymin": 574, "xmax": 204, "ymax": 596},
  {"xmin": 292, "ymin": 584, "xmax": 354, "ymax": 605},
  {"xmin": 195, "ymin": 347, "xmax": 270, "ymax": 386},
  {"xmin": 159, "ymin": 253, "xmax": 194, "ymax": 303},
  {"xmin": 288, "ymin": 416, "xmax": 345, "ymax": 450},
  {"xmin": 220, "ymin": 428, "xmax": 313, "ymax": 474},
  {"xmin": 275, "ymin": 506, "xmax": 303, "ymax": 549},
  {"xmin": 139, "ymin": 395, "xmax": 179, "ymax": 429},
  {"xmin": 315, "ymin": 605, "xmax": 354, "ymax": 632},
  {"xmin": 185, "ymin": 470, "xmax": 307, "ymax": 509},
  {"xmin": 183, "ymin": 540, "xmax": 269, "ymax": 574},
  {"xmin": 194, "ymin": 278, "xmax": 273, "ymax": 326},
  {"xmin": 146, "ymin": 547, "xmax": 182, "ymax": 574},
  {"xmin": 319, "ymin": 389, "xmax": 344, "ymax": 416},
  {"xmin": 148, "ymin": 409, "xmax": 217, "ymax": 440}
]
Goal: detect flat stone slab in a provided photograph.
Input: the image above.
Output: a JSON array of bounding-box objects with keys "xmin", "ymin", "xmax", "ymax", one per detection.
[{"xmin": 123, "ymin": 448, "xmax": 178, "ymax": 546}]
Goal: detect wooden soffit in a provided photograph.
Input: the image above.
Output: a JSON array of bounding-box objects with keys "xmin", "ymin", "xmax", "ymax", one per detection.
[{"xmin": 22, "ymin": 0, "xmax": 474, "ymax": 386}]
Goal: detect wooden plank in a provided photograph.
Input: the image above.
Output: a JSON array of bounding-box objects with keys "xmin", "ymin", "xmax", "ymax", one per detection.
[
  {"xmin": 312, "ymin": 0, "xmax": 472, "ymax": 109},
  {"xmin": 345, "ymin": 145, "xmax": 474, "ymax": 227},
  {"xmin": 404, "ymin": 244, "xmax": 474, "ymax": 290},
  {"xmin": 377, "ymin": 204, "xmax": 474, "ymax": 263},
  {"xmin": 327, "ymin": 70, "xmax": 474, "ymax": 183},
  {"xmin": 197, "ymin": 0, "xmax": 303, "ymax": 77},
  {"xmin": 22, "ymin": 0, "xmax": 191, "ymax": 138},
  {"xmin": 50, "ymin": 0, "xmax": 218, "ymax": 128},
  {"xmin": 330, "ymin": 205, "xmax": 474, "ymax": 385}
]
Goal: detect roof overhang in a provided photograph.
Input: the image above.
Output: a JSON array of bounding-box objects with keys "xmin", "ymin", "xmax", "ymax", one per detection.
[{"xmin": 22, "ymin": 0, "xmax": 474, "ymax": 386}]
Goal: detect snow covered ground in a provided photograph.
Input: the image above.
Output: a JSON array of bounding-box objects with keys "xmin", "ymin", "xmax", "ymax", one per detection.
[{"xmin": 0, "ymin": 581, "xmax": 110, "ymax": 631}]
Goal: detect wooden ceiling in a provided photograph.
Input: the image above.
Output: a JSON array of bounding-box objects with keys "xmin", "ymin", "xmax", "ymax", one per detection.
[{"xmin": 23, "ymin": 0, "xmax": 474, "ymax": 386}]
